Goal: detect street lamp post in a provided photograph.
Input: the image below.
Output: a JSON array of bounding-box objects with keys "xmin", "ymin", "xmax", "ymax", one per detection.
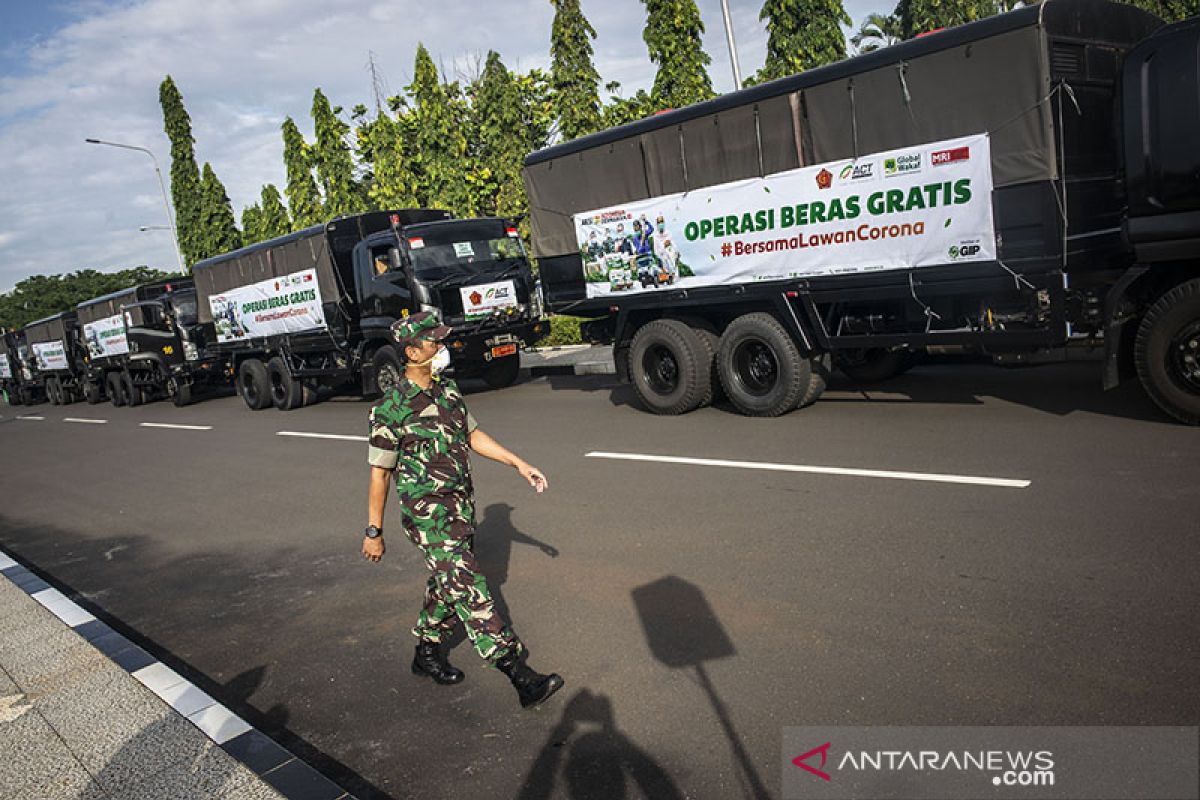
[
  {"xmin": 85, "ymin": 138, "xmax": 186, "ymax": 273},
  {"xmin": 719, "ymin": 0, "xmax": 743, "ymax": 89}
]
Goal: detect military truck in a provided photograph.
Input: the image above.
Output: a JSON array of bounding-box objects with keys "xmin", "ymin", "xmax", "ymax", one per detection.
[
  {"xmin": 0, "ymin": 330, "xmax": 36, "ymax": 405},
  {"xmin": 76, "ymin": 277, "xmax": 228, "ymax": 407},
  {"xmin": 192, "ymin": 210, "xmax": 547, "ymax": 411},
  {"xmin": 22, "ymin": 312, "xmax": 87, "ymax": 406},
  {"xmin": 523, "ymin": 0, "xmax": 1200, "ymax": 424}
]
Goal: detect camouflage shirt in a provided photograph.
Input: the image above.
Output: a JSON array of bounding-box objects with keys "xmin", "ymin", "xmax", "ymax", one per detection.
[{"xmin": 368, "ymin": 375, "xmax": 479, "ymax": 499}]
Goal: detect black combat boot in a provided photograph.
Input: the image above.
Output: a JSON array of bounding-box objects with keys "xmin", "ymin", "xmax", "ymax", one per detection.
[
  {"xmin": 411, "ymin": 641, "xmax": 464, "ymax": 685},
  {"xmin": 495, "ymin": 653, "xmax": 564, "ymax": 709}
]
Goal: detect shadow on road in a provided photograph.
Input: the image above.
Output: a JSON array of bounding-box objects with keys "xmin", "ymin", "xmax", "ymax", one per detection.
[
  {"xmin": 545, "ymin": 361, "xmax": 1172, "ymax": 424},
  {"xmin": 516, "ymin": 688, "xmax": 684, "ymax": 800},
  {"xmin": 632, "ymin": 575, "xmax": 772, "ymax": 800}
]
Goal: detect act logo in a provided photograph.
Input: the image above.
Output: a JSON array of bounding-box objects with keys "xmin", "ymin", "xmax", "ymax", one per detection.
[
  {"xmin": 792, "ymin": 741, "xmax": 833, "ymax": 782},
  {"xmin": 839, "ymin": 162, "xmax": 874, "ymax": 181},
  {"xmin": 816, "ymin": 168, "xmax": 833, "ymax": 190}
]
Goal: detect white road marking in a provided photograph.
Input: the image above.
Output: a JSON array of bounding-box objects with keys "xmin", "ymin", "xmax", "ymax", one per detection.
[
  {"xmin": 276, "ymin": 431, "xmax": 368, "ymax": 442},
  {"xmin": 139, "ymin": 422, "xmax": 213, "ymax": 431},
  {"xmin": 15, "ymin": 415, "xmax": 44, "ymax": 421},
  {"xmin": 585, "ymin": 451, "xmax": 1031, "ymax": 489},
  {"xmin": 64, "ymin": 417, "xmax": 107, "ymax": 424}
]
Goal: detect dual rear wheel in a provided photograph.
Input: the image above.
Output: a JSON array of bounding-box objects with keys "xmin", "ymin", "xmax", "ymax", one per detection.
[{"xmin": 629, "ymin": 313, "xmax": 828, "ymax": 417}]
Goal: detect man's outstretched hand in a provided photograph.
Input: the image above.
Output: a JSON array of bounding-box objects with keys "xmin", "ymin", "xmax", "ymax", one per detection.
[{"xmin": 518, "ymin": 462, "xmax": 549, "ymax": 493}]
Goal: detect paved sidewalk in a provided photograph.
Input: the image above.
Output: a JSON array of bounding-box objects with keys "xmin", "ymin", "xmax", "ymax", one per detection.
[
  {"xmin": 0, "ymin": 552, "xmax": 350, "ymax": 800},
  {"xmin": 521, "ymin": 344, "xmax": 615, "ymax": 376}
]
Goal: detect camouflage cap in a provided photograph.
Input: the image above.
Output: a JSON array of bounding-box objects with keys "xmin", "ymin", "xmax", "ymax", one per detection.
[{"xmin": 390, "ymin": 310, "xmax": 451, "ymax": 346}]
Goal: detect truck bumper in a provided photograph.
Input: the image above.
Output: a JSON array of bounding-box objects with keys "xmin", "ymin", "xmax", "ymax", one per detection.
[{"xmin": 447, "ymin": 318, "xmax": 548, "ymax": 376}]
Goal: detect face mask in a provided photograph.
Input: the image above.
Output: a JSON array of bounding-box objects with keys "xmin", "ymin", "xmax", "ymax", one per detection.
[{"xmin": 431, "ymin": 347, "xmax": 451, "ymax": 375}]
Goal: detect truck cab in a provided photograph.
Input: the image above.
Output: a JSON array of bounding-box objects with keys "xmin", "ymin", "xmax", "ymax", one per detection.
[
  {"xmin": 352, "ymin": 216, "xmax": 547, "ymax": 389},
  {"xmin": 121, "ymin": 284, "xmax": 226, "ymax": 406}
]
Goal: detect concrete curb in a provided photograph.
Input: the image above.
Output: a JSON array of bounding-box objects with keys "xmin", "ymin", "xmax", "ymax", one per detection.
[{"xmin": 0, "ymin": 547, "xmax": 355, "ymax": 800}]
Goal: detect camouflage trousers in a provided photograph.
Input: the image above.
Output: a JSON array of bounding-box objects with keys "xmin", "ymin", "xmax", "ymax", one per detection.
[{"xmin": 399, "ymin": 491, "xmax": 523, "ymax": 665}]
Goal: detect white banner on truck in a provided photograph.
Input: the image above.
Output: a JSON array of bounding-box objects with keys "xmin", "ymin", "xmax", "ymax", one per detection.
[
  {"xmin": 208, "ymin": 268, "xmax": 325, "ymax": 343},
  {"xmin": 573, "ymin": 134, "xmax": 996, "ymax": 298},
  {"xmin": 82, "ymin": 313, "xmax": 129, "ymax": 358},
  {"xmin": 31, "ymin": 341, "xmax": 68, "ymax": 371},
  {"xmin": 0, "ymin": 353, "xmax": 10, "ymax": 380},
  {"xmin": 461, "ymin": 280, "xmax": 518, "ymax": 321}
]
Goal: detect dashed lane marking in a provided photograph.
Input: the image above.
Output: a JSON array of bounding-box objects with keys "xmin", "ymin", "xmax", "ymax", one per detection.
[
  {"xmin": 64, "ymin": 418, "xmax": 108, "ymax": 424},
  {"xmin": 15, "ymin": 416, "xmax": 45, "ymax": 421},
  {"xmin": 276, "ymin": 431, "xmax": 368, "ymax": 442},
  {"xmin": 585, "ymin": 451, "xmax": 1032, "ymax": 489},
  {"xmin": 139, "ymin": 422, "xmax": 213, "ymax": 431}
]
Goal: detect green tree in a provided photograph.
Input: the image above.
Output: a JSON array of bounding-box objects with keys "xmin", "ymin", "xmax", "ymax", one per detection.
[
  {"xmin": 240, "ymin": 203, "xmax": 264, "ymax": 245},
  {"xmin": 754, "ymin": 0, "xmax": 850, "ymax": 82},
  {"xmin": 406, "ymin": 44, "xmax": 473, "ymax": 214},
  {"xmin": 0, "ymin": 268, "xmax": 178, "ymax": 330},
  {"xmin": 468, "ymin": 53, "xmax": 555, "ymax": 221},
  {"xmin": 282, "ymin": 117, "xmax": 323, "ymax": 230},
  {"xmin": 311, "ymin": 88, "xmax": 363, "ymax": 219},
  {"xmin": 895, "ymin": 0, "xmax": 997, "ymax": 39},
  {"xmin": 850, "ymin": 12, "xmax": 903, "ymax": 53},
  {"xmin": 197, "ymin": 162, "xmax": 241, "ymax": 258},
  {"xmin": 259, "ymin": 184, "xmax": 291, "ymax": 238},
  {"xmin": 549, "ymin": 0, "xmax": 601, "ymax": 141},
  {"xmin": 641, "ymin": 0, "xmax": 715, "ymax": 109},
  {"xmin": 601, "ymin": 81, "xmax": 656, "ymax": 128},
  {"xmin": 1119, "ymin": 0, "xmax": 1199, "ymax": 21},
  {"xmin": 356, "ymin": 109, "xmax": 416, "ymax": 210},
  {"xmin": 158, "ymin": 75, "xmax": 204, "ymax": 269}
]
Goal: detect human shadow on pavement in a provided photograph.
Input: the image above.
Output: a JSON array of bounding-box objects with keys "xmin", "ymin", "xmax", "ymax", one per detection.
[
  {"xmin": 515, "ymin": 688, "xmax": 684, "ymax": 800},
  {"xmin": 632, "ymin": 575, "xmax": 772, "ymax": 800},
  {"xmin": 443, "ymin": 502, "xmax": 560, "ymax": 654}
]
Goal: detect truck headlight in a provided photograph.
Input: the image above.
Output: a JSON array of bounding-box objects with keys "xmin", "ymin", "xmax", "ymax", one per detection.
[{"xmin": 183, "ymin": 341, "xmax": 200, "ymax": 361}]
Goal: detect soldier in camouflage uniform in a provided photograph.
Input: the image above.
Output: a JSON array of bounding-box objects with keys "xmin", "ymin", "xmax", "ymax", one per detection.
[{"xmin": 363, "ymin": 311, "xmax": 564, "ymax": 709}]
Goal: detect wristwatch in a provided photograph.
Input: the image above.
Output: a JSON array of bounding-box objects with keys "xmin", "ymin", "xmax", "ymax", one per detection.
[{"xmin": 364, "ymin": 525, "xmax": 383, "ymax": 539}]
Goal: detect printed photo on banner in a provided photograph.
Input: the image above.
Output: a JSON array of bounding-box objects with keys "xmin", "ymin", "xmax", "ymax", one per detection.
[{"xmin": 572, "ymin": 134, "xmax": 997, "ymax": 299}]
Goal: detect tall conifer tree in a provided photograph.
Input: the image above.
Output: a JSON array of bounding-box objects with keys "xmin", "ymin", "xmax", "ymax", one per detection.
[
  {"xmin": 406, "ymin": 44, "xmax": 472, "ymax": 214},
  {"xmin": 755, "ymin": 0, "xmax": 850, "ymax": 82},
  {"xmin": 240, "ymin": 204, "xmax": 264, "ymax": 245},
  {"xmin": 549, "ymin": 0, "xmax": 601, "ymax": 141},
  {"xmin": 259, "ymin": 184, "xmax": 291, "ymax": 238},
  {"xmin": 311, "ymin": 89, "xmax": 363, "ymax": 219},
  {"xmin": 198, "ymin": 163, "xmax": 241, "ymax": 258},
  {"xmin": 158, "ymin": 75, "xmax": 204, "ymax": 268},
  {"xmin": 282, "ymin": 117, "xmax": 323, "ymax": 230},
  {"xmin": 641, "ymin": 0, "xmax": 715, "ymax": 109}
]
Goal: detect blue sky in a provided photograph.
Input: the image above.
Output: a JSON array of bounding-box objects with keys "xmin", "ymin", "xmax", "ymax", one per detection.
[{"xmin": 0, "ymin": 0, "xmax": 891, "ymax": 292}]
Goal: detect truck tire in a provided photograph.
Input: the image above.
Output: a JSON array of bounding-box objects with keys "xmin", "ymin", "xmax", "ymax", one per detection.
[
  {"xmin": 835, "ymin": 348, "xmax": 916, "ymax": 383},
  {"xmin": 267, "ymin": 356, "xmax": 303, "ymax": 410},
  {"xmin": 799, "ymin": 353, "xmax": 832, "ymax": 408},
  {"xmin": 84, "ymin": 380, "xmax": 102, "ymax": 405},
  {"xmin": 107, "ymin": 373, "xmax": 126, "ymax": 407},
  {"xmin": 238, "ymin": 359, "xmax": 272, "ymax": 411},
  {"xmin": 629, "ymin": 319, "xmax": 712, "ymax": 415},
  {"xmin": 1134, "ymin": 278, "xmax": 1200, "ymax": 425},
  {"xmin": 717, "ymin": 313, "xmax": 811, "ymax": 417},
  {"xmin": 167, "ymin": 375, "xmax": 192, "ymax": 407},
  {"xmin": 121, "ymin": 371, "xmax": 143, "ymax": 407},
  {"xmin": 483, "ymin": 355, "xmax": 521, "ymax": 389},
  {"xmin": 372, "ymin": 347, "xmax": 404, "ymax": 397}
]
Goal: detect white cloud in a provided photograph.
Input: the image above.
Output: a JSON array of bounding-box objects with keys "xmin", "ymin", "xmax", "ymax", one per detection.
[{"xmin": 0, "ymin": 0, "xmax": 890, "ymax": 292}]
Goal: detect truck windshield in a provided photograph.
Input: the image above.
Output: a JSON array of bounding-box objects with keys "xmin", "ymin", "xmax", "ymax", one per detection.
[
  {"xmin": 408, "ymin": 236, "xmax": 526, "ymax": 280},
  {"xmin": 171, "ymin": 293, "xmax": 198, "ymax": 326}
]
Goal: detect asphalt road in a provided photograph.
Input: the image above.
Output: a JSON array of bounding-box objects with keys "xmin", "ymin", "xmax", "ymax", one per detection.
[{"xmin": 1, "ymin": 362, "xmax": 1197, "ymax": 800}]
